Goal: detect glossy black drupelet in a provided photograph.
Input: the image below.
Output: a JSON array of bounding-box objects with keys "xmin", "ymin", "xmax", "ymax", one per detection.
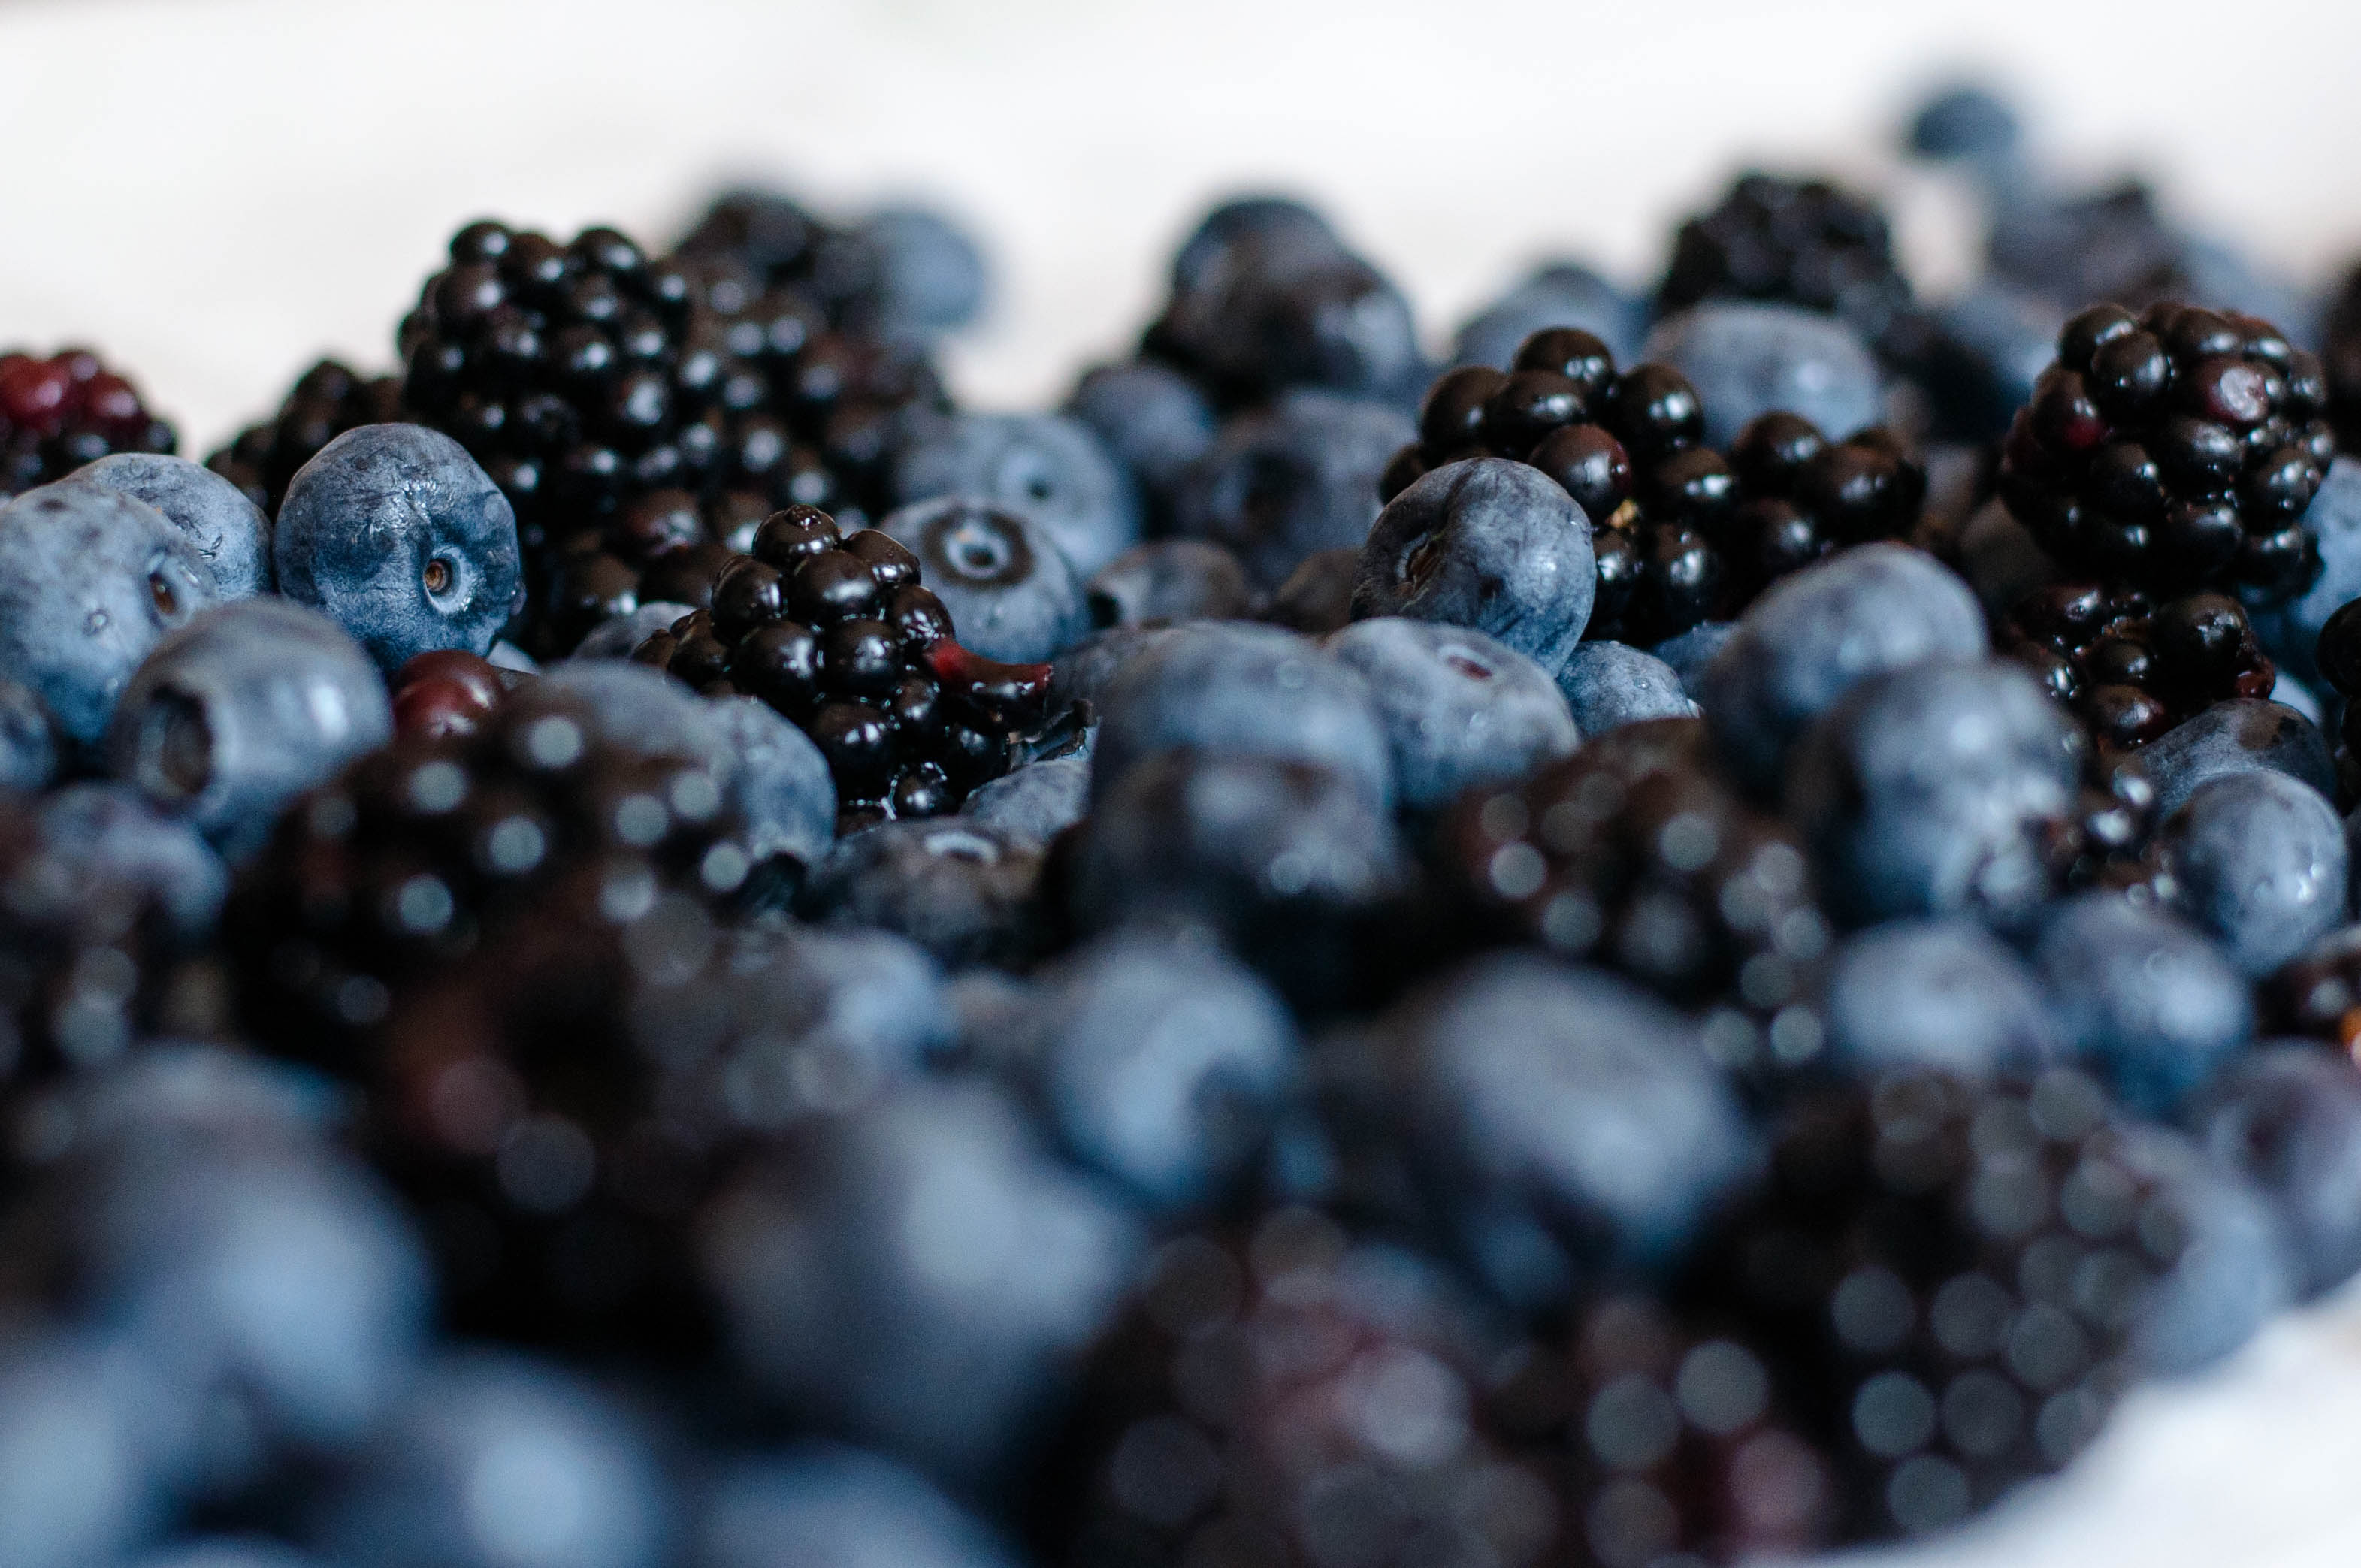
[
  {"xmin": 0, "ymin": 347, "xmax": 177, "ymax": 497},
  {"xmin": 1997, "ymin": 301, "xmax": 2331, "ymax": 603},
  {"xmin": 1383, "ymin": 331, "xmax": 1922, "ymax": 645},
  {"xmin": 1658, "ymin": 172, "xmax": 1925, "ymax": 361},
  {"xmin": 2000, "ymin": 582, "xmax": 2278, "ymax": 751},
  {"xmin": 630, "ymin": 505, "xmax": 1057, "ymax": 830},
  {"xmin": 206, "ymin": 358, "xmax": 404, "ymax": 515}
]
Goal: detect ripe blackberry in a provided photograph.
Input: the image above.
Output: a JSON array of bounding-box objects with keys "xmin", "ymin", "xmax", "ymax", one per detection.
[
  {"xmin": 1999, "ymin": 582, "xmax": 2276, "ymax": 751},
  {"xmin": 1383, "ymin": 331, "xmax": 1923, "ymax": 645},
  {"xmin": 1679, "ymin": 1068, "xmax": 2179, "ymax": 1542},
  {"xmin": 395, "ymin": 219, "xmax": 946, "ymax": 655},
  {"xmin": 630, "ymin": 506, "xmax": 1059, "ymax": 831},
  {"xmin": 1437, "ymin": 718, "xmax": 1833, "ymax": 1082},
  {"xmin": 2260, "ymin": 929, "xmax": 2361, "ymax": 1051},
  {"xmin": 1658, "ymin": 172, "xmax": 1926, "ymax": 361},
  {"xmin": 1027, "ymin": 1210, "xmax": 1563, "ymax": 1568},
  {"xmin": 1997, "ymin": 301, "xmax": 2331, "ymax": 603},
  {"xmin": 206, "ymin": 358, "xmax": 403, "ymax": 515},
  {"xmin": 2315, "ymin": 597, "xmax": 2361, "ymax": 803},
  {"xmin": 0, "ymin": 347, "xmax": 176, "ymax": 497}
]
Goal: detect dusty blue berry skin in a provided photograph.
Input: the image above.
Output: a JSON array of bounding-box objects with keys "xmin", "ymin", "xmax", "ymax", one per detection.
[
  {"xmin": 1063, "ymin": 360, "xmax": 1217, "ymax": 530},
  {"xmin": 1703, "ymin": 544, "xmax": 1988, "ymax": 797},
  {"xmin": 1353, "ymin": 458, "xmax": 1595, "ymax": 672},
  {"xmin": 2157, "ymin": 771, "xmax": 2348, "ymax": 977},
  {"xmin": 573, "ymin": 601, "xmax": 696, "ymax": 660},
  {"xmin": 881, "ymin": 497, "xmax": 1089, "ymax": 663},
  {"xmin": 1324, "ymin": 618, "xmax": 1578, "ymax": 810},
  {"xmin": 691, "ymin": 1446, "xmax": 1018, "ymax": 1568},
  {"xmin": 1090, "ymin": 621, "xmax": 1391, "ymax": 810},
  {"xmin": 1822, "ymin": 918, "xmax": 2061, "ymax": 1080},
  {"xmin": 0, "ymin": 482, "xmax": 220, "ymax": 754},
  {"xmin": 1084, "ymin": 539, "xmax": 1257, "ymax": 630},
  {"xmin": 1787, "ymin": 659, "xmax": 2080, "ymax": 930},
  {"xmin": 0, "ymin": 679, "xmax": 58, "ymax": 793},
  {"xmin": 1643, "ymin": 301, "xmax": 1884, "ymax": 448},
  {"xmin": 38, "ymin": 783, "xmax": 228, "ymax": 942},
  {"xmin": 1175, "ymin": 391, "xmax": 1415, "ymax": 591},
  {"xmin": 0, "ymin": 1328, "xmax": 182, "ymax": 1568},
  {"xmin": 2113, "ymin": 1125, "xmax": 2297, "ymax": 1376},
  {"xmin": 108, "ymin": 599, "xmax": 393, "ymax": 861},
  {"xmin": 700, "ymin": 1079, "xmax": 1143, "ymax": 1487},
  {"xmin": 1555, "ymin": 639, "xmax": 1697, "ymax": 734},
  {"xmin": 2139, "ymin": 699, "xmax": 2335, "ymax": 818},
  {"xmin": 65, "ymin": 453, "xmax": 273, "ymax": 598},
  {"xmin": 889, "ymin": 411, "xmax": 1138, "ymax": 579},
  {"xmin": 702, "ymin": 693, "xmax": 835, "ymax": 878},
  {"xmin": 2189, "ymin": 1045, "xmax": 2361, "ymax": 1301},
  {"xmin": 839, "ymin": 204, "xmax": 990, "ymax": 340},
  {"xmin": 798, "ymin": 818, "xmax": 1046, "ymax": 970},
  {"xmin": 2034, "ymin": 893, "xmax": 2255, "ymax": 1116},
  {"xmin": 540, "ymin": 659, "xmax": 728, "ymax": 769},
  {"xmin": 1450, "ymin": 261, "xmax": 1644, "ymax": 370},
  {"xmin": 1923, "ymin": 286, "xmax": 2064, "ymax": 440},
  {"xmin": 2250, "ymin": 456, "xmax": 2361, "ymax": 687},
  {"xmin": 1648, "ymin": 620, "xmax": 1735, "ymax": 699},
  {"xmin": 274, "ymin": 424, "xmax": 522, "ymax": 674},
  {"xmin": 1049, "ymin": 625, "xmax": 1177, "ymax": 714},
  {"xmin": 131, "ymin": 1542, "xmax": 326, "ymax": 1568},
  {"xmin": 961, "ymin": 754, "xmax": 1090, "ymax": 846},
  {"xmin": 1907, "ymin": 81, "xmax": 2024, "ymax": 162},
  {"xmin": 1020, "ymin": 929, "xmax": 1298, "ymax": 1211}
]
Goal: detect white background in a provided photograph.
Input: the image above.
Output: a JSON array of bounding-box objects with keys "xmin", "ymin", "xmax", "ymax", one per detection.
[{"xmin": 7, "ymin": 0, "xmax": 2361, "ymax": 1560}]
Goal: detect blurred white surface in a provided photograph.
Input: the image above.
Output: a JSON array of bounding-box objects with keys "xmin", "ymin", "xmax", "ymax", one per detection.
[{"xmin": 6, "ymin": 0, "xmax": 2361, "ymax": 1559}]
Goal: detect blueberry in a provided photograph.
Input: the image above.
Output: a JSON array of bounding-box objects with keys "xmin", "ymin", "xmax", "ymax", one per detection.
[
  {"xmin": 130, "ymin": 1542, "xmax": 325, "ymax": 1568},
  {"xmin": 0, "ymin": 678, "xmax": 57, "ymax": 793},
  {"xmin": 691, "ymin": 1446, "xmax": 1019, "ymax": 1568},
  {"xmin": 1263, "ymin": 545, "xmax": 1361, "ymax": 634},
  {"xmin": 1953, "ymin": 495, "xmax": 2059, "ymax": 619},
  {"xmin": 0, "ymin": 1330, "xmax": 178, "ymax": 1568},
  {"xmin": 309, "ymin": 1350, "xmax": 674, "ymax": 1568},
  {"xmin": 2110, "ymin": 1125, "xmax": 2296, "ymax": 1376},
  {"xmin": 35, "ymin": 782, "xmax": 227, "ymax": 943},
  {"xmin": 108, "ymin": 599, "xmax": 395, "ymax": 860},
  {"xmin": 1921, "ymin": 286, "xmax": 2066, "ymax": 441},
  {"xmin": 2033, "ymin": 892, "xmax": 2255, "ymax": 1114},
  {"xmin": 889, "ymin": 412, "xmax": 1138, "ymax": 579},
  {"xmin": 1017, "ymin": 928, "xmax": 1298, "ymax": 1210},
  {"xmin": 796, "ymin": 818, "xmax": 1046, "ymax": 968},
  {"xmin": 1173, "ymin": 391, "xmax": 1413, "ymax": 591},
  {"xmin": 2271, "ymin": 669, "xmax": 2323, "ymax": 726},
  {"xmin": 1822, "ymin": 917, "xmax": 2062, "ymax": 1080},
  {"xmin": 0, "ymin": 482, "xmax": 220, "ymax": 753},
  {"xmin": 1703, "ymin": 544, "xmax": 1988, "ymax": 796},
  {"xmin": 1786, "ymin": 659, "xmax": 2080, "ymax": 929},
  {"xmin": 1063, "ymin": 361, "xmax": 1217, "ymax": 530},
  {"xmin": 1084, "ymin": 539, "xmax": 1257, "ymax": 629},
  {"xmin": 699, "ymin": 1079, "xmax": 1143, "ymax": 1484},
  {"xmin": 1090, "ymin": 621, "xmax": 1391, "ymax": 810},
  {"xmin": 2157, "ymin": 770, "xmax": 2348, "ymax": 976},
  {"xmin": 1643, "ymin": 302, "xmax": 1885, "ymax": 449},
  {"xmin": 537, "ymin": 658, "xmax": 730, "ymax": 769},
  {"xmin": 1317, "ymin": 953, "xmax": 1757, "ymax": 1310},
  {"xmin": 960, "ymin": 754, "xmax": 1090, "ymax": 846},
  {"xmin": 1555, "ymin": 639, "xmax": 1700, "ymax": 733},
  {"xmin": 881, "ymin": 497, "xmax": 1088, "ymax": 663},
  {"xmin": 1048, "ymin": 624, "xmax": 1178, "ymax": 714},
  {"xmin": 1323, "ymin": 617, "xmax": 1578, "ymax": 809},
  {"xmin": 2249, "ymin": 456, "xmax": 2361, "ymax": 687},
  {"xmin": 830, "ymin": 204, "xmax": 989, "ymax": 340},
  {"xmin": 2138, "ymin": 699, "xmax": 2335, "ymax": 818},
  {"xmin": 65, "ymin": 453, "xmax": 274, "ymax": 598},
  {"xmin": 1353, "ymin": 457, "xmax": 1595, "ymax": 672},
  {"xmin": 1647, "ymin": 618, "xmax": 1736, "ymax": 699},
  {"xmin": 572, "ymin": 600, "xmax": 696, "ymax": 660},
  {"xmin": 2188, "ymin": 1045, "xmax": 2361, "ymax": 1299},
  {"xmin": 700, "ymin": 693, "xmax": 836, "ymax": 885},
  {"xmin": 1905, "ymin": 81, "xmax": 2024, "ymax": 162},
  {"xmin": 1165, "ymin": 195, "xmax": 1344, "ymax": 298},
  {"xmin": 274, "ymin": 424, "xmax": 523, "ymax": 673},
  {"xmin": 1450, "ymin": 261, "xmax": 1645, "ymax": 370}
]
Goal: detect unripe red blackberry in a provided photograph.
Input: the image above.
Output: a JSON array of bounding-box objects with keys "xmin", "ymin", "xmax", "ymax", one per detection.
[{"xmin": 0, "ymin": 347, "xmax": 176, "ymax": 497}]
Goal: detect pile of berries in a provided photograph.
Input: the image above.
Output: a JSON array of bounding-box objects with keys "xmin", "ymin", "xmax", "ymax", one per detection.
[{"xmin": 0, "ymin": 347, "xmax": 175, "ymax": 496}]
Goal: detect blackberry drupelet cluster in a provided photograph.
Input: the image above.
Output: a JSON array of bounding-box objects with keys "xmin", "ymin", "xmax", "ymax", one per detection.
[
  {"xmin": 396, "ymin": 219, "xmax": 946, "ymax": 654},
  {"xmin": 0, "ymin": 347, "xmax": 176, "ymax": 497},
  {"xmin": 206, "ymin": 358, "xmax": 403, "ymax": 515},
  {"xmin": 2000, "ymin": 582, "xmax": 2276, "ymax": 751},
  {"xmin": 1997, "ymin": 301, "xmax": 2330, "ymax": 603},
  {"xmin": 631, "ymin": 505, "xmax": 1057, "ymax": 830},
  {"xmin": 1659, "ymin": 172, "xmax": 1924, "ymax": 359},
  {"xmin": 1383, "ymin": 329, "xmax": 1922, "ymax": 645},
  {"xmin": 1438, "ymin": 719, "xmax": 1832, "ymax": 1080},
  {"xmin": 1679, "ymin": 1068, "xmax": 2178, "ymax": 1542}
]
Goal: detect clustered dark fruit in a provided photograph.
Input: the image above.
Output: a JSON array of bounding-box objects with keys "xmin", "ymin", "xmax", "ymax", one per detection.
[
  {"xmin": 0, "ymin": 346, "xmax": 176, "ymax": 497},
  {"xmin": 1998, "ymin": 301, "xmax": 2331, "ymax": 603},
  {"xmin": 2260, "ymin": 926, "xmax": 2361, "ymax": 1049},
  {"xmin": 2314, "ymin": 594, "xmax": 2361, "ymax": 802},
  {"xmin": 2000, "ymin": 583, "xmax": 2276, "ymax": 750},
  {"xmin": 2326, "ymin": 261, "xmax": 2361, "ymax": 449},
  {"xmin": 1437, "ymin": 719, "xmax": 1833, "ymax": 1079},
  {"xmin": 1659, "ymin": 171, "xmax": 1927, "ymax": 360},
  {"xmin": 205, "ymin": 358, "xmax": 404, "ymax": 515},
  {"xmin": 631, "ymin": 505, "xmax": 1057, "ymax": 829},
  {"xmin": 396, "ymin": 219, "xmax": 947, "ymax": 654},
  {"xmin": 1383, "ymin": 330, "xmax": 1924, "ymax": 645}
]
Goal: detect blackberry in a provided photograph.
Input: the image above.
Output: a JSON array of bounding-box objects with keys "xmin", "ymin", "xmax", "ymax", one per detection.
[
  {"xmin": 1999, "ymin": 582, "xmax": 2276, "ymax": 751},
  {"xmin": 2260, "ymin": 928, "xmax": 2361, "ymax": 1051},
  {"xmin": 1437, "ymin": 718, "xmax": 1832, "ymax": 1080},
  {"xmin": 205, "ymin": 358, "xmax": 403, "ymax": 515},
  {"xmin": 1679, "ymin": 1068, "xmax": 2180, "ymax": 1542},
  {"xmin": 1027, "ymin": 1210, "xmax": 1563, "ymax": 1568},
  {"xmin": 1996, "ymin": 301, "xmax": 2330, "ymax": 603},
  {"xmin": 1658, "ymin": 172, "xmax": 1926, "ymax": 361},
  {"xmin": 395, "ymin": 219, "xmax": 946, "ymax": 655},
  {"xmin": 1383, "ymin": 331, "xmax": 1923, "ymax": 645},
  {"xmin": 0, "ymin": 346, "xmax": 176, "ymax": 497},
  {"xmin": 630, "ymin": 506, "xmax": 1060, "ymax": 831},
  {"xmin": 2325, "ymin": 261, "xmax": 2361, "ymax": 449}
]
